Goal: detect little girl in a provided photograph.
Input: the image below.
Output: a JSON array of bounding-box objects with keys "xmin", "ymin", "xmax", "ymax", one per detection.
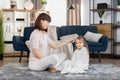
[{"xmin": 56, "ymin": 36, "xmax": 89, "ymax": 74}]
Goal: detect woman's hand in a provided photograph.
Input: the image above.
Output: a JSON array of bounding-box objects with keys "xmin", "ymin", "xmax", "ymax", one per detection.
[
  {"xmin": 67, "ymin": 37, "xmax": 76, "ymax": 44},
  {"xmin": 48, "ymin": 37, "xmax": 76, "ymax": 48}
]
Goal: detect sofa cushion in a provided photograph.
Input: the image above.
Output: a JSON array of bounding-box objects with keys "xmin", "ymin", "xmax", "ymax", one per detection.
[{"xmin": 84, "ymin": 31, "xmax": 103, "ymax": 42}]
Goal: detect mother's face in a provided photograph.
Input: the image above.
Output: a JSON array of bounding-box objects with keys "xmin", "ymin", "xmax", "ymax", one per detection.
[{"xmin": 40, "ymin": 20, "xmax": 50, "ymax": 29}]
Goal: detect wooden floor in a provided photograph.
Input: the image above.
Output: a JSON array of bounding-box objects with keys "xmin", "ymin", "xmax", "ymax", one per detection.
[{"xmin": 0, "ymin": 57, "xmax": 120, "ymax": 67}]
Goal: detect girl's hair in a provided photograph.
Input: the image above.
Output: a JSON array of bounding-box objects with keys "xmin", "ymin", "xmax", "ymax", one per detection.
[
  {"xmin": 34, "ymin": 13, "xmax": 51, "ymax": 32},
  {"xmin": 75, "ymin": 36, "xmax": 88, "ymax": 49}
]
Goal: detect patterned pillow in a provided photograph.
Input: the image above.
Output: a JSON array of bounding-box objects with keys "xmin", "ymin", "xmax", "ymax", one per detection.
[{"xmin": 84, "ymin": 31, "xmax": 103, "ymax": 42}]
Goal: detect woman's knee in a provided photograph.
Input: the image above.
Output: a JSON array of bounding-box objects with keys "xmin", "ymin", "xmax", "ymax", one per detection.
[
  {"xmin": 28, "ymin": 65, "xmax": 46, "ymax": 71},
  {"xmin": 28, "ymin": 61, "xmax": 47, "ymax": 71},
  {"xmin": 51, "ymin": 54, "xmax": 59, "ymax": 62}
]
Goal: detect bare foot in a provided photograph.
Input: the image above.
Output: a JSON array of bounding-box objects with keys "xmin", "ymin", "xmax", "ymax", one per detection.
[{"xmin": 48, "ymin": 67, "xmax": 57, "ymax": 73}]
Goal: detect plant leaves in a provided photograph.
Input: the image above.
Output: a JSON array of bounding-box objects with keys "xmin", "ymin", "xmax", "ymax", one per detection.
[{"xmin": 98, "ymin": 9, "xmax": 105, "ymax": 19}]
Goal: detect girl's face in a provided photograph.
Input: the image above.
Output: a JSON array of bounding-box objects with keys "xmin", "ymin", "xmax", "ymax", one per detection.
[
  {"xmin": 75, "ymin": 39, "xmax": 84, "ymax": 49},
  {"xmin": 41, "ymin": 20, "xmax": 50, "ymax": 29}
]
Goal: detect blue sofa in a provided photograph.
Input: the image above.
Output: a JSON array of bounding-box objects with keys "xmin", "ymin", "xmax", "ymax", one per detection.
[
  {"xmin": 13, "ymin": 26, "xmax": 108, "ymax": 63},
  {"xmin": 57, "ymin": 26, "xmax": 108, "ymax": 62}
]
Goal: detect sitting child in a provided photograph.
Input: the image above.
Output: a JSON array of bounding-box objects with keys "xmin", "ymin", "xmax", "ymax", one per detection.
[{"xmin": 56, "ymin": 36, "xmax": 89, "ymax": 74}]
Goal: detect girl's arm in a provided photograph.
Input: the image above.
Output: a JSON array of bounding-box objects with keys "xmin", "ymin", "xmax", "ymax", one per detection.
[{"xmin": 32, "ymin": 48, "xmax": 43, "ymax": 59}]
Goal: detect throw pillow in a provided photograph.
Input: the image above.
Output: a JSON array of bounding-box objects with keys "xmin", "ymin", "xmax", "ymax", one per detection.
[
  {"xmin": 25, "ymin": 40, "xmax": 30, "ymax": 50},
  {"xmin": 84, "ymin": 31, "xmax": 103, "ymax": 42}
]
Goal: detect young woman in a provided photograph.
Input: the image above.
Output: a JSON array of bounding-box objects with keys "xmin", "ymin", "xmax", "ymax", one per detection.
[
  {"xmin": 28, "ymin": 13, "xmax": 75, "ymax": 71},
  {"xmin": 57, "ymin": 36, "xmax": 89, "ymax": 74}
]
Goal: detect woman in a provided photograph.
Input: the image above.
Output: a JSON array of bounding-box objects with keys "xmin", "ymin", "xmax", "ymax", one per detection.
[{"xmin": 28, "ymin": 13, "xmax": 75, "ymax": 71}]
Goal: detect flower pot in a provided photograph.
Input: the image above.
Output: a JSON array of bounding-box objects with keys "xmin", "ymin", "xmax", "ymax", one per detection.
[
  {"xmin": 118, "ymin": 0, "xmax": 120, "ymax": 8},
  {"xmin": 100, "ymin": 20, "xmax": 103, "ymax": 24},
  {"xmin": 0, "ymin": 54, "xmax": 3, "ymax": 60}
]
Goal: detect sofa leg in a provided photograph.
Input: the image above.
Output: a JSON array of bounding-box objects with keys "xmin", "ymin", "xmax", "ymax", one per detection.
[
  {"xmin": 98, "ymin": 51, "xmax": 101, "ymax": 63},
  {"xmin": 27, "ymin": 51, "xmax": 29, "ymax": 62},
  {"xmin": 27, "ymin": 51, "xmax": 29, "ymax": 59},
  {"xmin": 19, "ymin": 51, "xmax": 23, "ymax": 63},
  {"xmin": 92, "ymin": 51, "xmax": 95, "ymax": 59}
]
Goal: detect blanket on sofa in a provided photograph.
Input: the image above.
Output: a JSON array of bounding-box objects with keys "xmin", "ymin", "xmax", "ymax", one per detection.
[
  {"xmin": 47, "ymin": 25, "xmax": 74, "ymax": 59},
  {"xmin": 0, "ymin": 63, "xmax": 120, "ymax": 80}
]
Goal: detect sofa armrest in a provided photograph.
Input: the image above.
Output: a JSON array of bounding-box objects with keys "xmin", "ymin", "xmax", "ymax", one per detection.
[{"xmin": 99, "ymin": 35, "xmax": 108, "ymax": 51}]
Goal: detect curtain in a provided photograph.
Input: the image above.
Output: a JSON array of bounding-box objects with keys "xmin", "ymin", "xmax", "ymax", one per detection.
[{"xmin": 67, "ymin": 0, "xmax": 81, "ymax": 25}]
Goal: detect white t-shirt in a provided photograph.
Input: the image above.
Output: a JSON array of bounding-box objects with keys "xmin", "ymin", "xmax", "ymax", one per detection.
[{"xmin": 29, "ymin": 29, "xmax": 54, "ymax": 61}]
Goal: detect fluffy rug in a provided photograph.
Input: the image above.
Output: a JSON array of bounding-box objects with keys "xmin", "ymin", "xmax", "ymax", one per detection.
[{"xmin": 0, "ymin": 63, "xmax": 120, "ymax": 80}]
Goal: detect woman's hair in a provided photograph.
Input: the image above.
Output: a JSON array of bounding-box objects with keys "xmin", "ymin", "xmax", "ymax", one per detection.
[
  {"xmin": 34, "ymin": 13, "xmax": 51, "ymax": 32},
  {"xmin": 75, "ymin": 36, "xmax": 88, "ymax": 49}
]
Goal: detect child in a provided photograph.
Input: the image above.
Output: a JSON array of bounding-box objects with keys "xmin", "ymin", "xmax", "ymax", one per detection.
[{"xmin": 56, "ymin": 36, "xmax": 89, "ymax": 74}]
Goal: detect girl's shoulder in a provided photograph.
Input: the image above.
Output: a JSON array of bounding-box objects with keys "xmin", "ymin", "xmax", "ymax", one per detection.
[
  {"xmin": 82, "ymin": 47, "xmax": 87, "ymax": 50},
  {"xmin": 73, "ymin": 47, "xmax": 87, "ymax": 54},
  {"xmin": 81, "ymin": 47, "xmax": 88, "ymax": 52},
  {"xmin": 75, "ymin": 47, "xmax": 87, "ymax": 51},
  {"xmin": 74, "ymin": 47, "xmax": 88, "ymax": 53}
]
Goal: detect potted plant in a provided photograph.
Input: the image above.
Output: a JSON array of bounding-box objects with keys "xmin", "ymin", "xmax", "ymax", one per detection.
[
  {"xmin": 41, "ymin": 0, "xmax": 47, "ymax": 10},
  {"xmin": 117, "ymin": 0, "xmax": 120, "ymax": 8},
  {"xmin": 0, "ymin": 13, "xmax": 4, "ymax": 60},
  {"xmin": 98, "ymin": 9, "xmax": 105, "ymax": 24},
  {"xmin": 41, "ymin": 0, "xmax": 47, "ymax": 5}
]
